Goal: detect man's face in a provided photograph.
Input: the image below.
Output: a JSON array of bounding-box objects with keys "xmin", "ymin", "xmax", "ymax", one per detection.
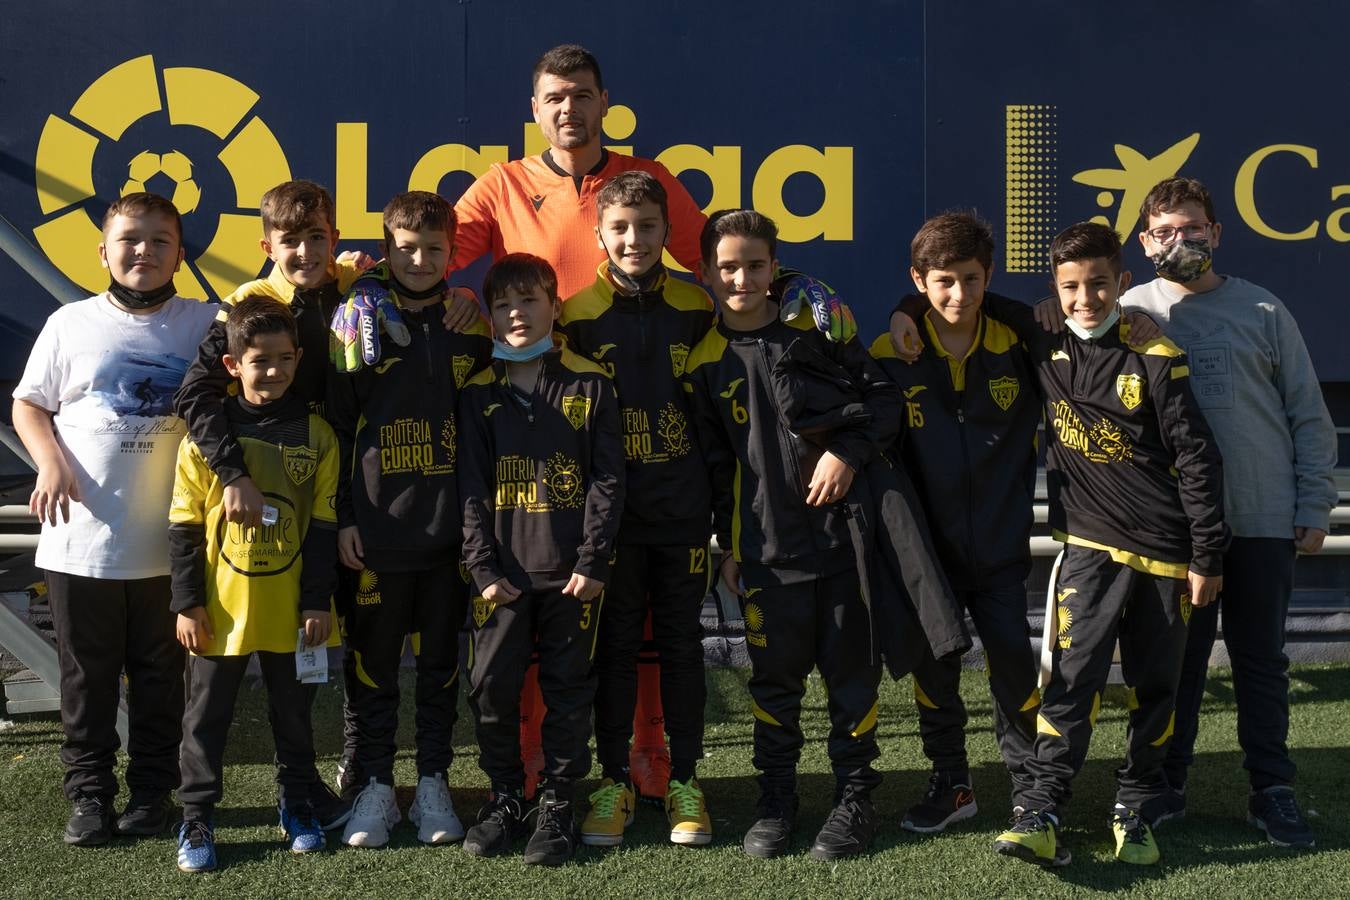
[
  {"xmin": 595, "ymin": 200, "xmax": 666, "ymax": 278},
  {"xmin": 382, "ymin": 226, "xmax": 452, "ymax": 295},
  {"xmin": 261, "ymin": 216, "xmax": 337, "ymax": 290},
  {"xmin": 489, "ymin": 283, "xmax": 559, "ymax": 347},
  {"xmin": 99, "ymin": 211, "xmax": 184, "ymax": 292},
  {"xmin": 531, "ymin": 70, "xmax": 608, "ymax": 152},
  {"xmin": 910, "ymin": 258, "xmax": 990, "ymax": 328},
  {"xmin": 701, "ymin": 235, "xmax": 776, "ymax": 317},
  {"xmin": 1055, "ymin": 257, "xmax": 1130, "ymax": 329},
  {"xmin": 1139, "ymin": 200, "xmax": 1221, "ymax": 255}
]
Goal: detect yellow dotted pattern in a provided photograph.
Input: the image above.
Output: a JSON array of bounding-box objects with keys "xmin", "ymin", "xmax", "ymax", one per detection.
[{"xmin": 1005, "ymin": 105, "xmax": 1058, "ymax": 273}]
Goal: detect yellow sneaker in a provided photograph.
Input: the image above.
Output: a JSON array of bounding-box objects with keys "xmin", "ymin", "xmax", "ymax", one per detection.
[
  {"xmin": 580, "ymin": 778, "xmax": 635, "ymax": 848},
  {"xmin": 665, "ymin": 778, "xmax": 712, "ymax": 846},
  {"xmin": 1111, "ymin": 806, "xmax": 1159, "ymax": 865},
  {"xmin": 994, "ymin": 809, "xmax": 1071, "ymax": 867}
]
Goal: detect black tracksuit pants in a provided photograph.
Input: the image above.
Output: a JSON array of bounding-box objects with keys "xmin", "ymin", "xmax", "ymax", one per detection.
[
  {"xmin": 742, "ymin": 566, "xmax": 881, "ymax": 792},
  {"xmin": 1166, "ymin": 536, "xmax": 1297, "ymax": 791},
  {"xmin": 912, "ymin": 582, "xmax": 1039, "ymax": 807},
  {"xmin": 468, "ymin": 585, "xmax": 600, "ymax": 792},
  {"xmin": 593, "ymin": 542, "xmax": 708, "ymax": 776},
  {"xmin": 178, "ymin": 651, "xmax": 318, "ymax": 819},
  {"xmin": 46, "ymin": 571, "xmax": 184, "ymax": 801},
  {"xmin": 1022, "ymin": 545, "xmax": 1188, "ymax": 821},
  {"xmin": 341, "ymin": 562, "xmax": 467, "ymax": 784}
]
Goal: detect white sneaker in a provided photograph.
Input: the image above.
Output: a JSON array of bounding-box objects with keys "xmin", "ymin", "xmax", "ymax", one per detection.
[
  {"xmin": 410, "ymin": 774, "xmax": 465, "ymax": 844},
  {"xmin": 342, "ymin": 778, "xmax": 401, "ymax": 848}
]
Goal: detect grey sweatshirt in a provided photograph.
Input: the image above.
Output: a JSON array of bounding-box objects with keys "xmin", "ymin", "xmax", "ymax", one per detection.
[{"xmin": 1123, "ymin": 274, "xmax": 1337, "ymax": 538}]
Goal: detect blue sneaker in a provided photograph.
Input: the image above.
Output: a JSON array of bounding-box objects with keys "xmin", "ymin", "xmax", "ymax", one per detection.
[
  {"xmin": 280, "ymin": 802, "xmax": 326, "ymax": 854},
  {"xmin": 176, "ymin": 819, "xmax": 217, "ymax": 873}
]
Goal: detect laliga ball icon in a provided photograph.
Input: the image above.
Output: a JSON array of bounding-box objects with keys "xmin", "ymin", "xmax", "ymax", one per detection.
[{"xmin": 121, "ymin": 150, "xmax": 202, "ymax": 214}]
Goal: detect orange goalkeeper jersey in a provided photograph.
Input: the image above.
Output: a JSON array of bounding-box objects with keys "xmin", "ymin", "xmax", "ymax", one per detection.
[{"xmin": 450, "ymin": 149, "xmax": 707, "ymax": 299}]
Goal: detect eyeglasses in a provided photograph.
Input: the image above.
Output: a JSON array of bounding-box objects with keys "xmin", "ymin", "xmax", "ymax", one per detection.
[{"xmin": 1145, "ymin": 223, "xmax": 1212, "ymax": 244}]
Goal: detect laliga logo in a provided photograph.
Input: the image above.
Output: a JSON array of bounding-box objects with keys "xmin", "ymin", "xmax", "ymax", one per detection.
[{"xmin": 33, "ymin": 54, "xmax": 289, "ymax": 299}]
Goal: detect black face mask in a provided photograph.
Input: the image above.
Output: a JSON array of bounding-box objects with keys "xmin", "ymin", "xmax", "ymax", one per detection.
[
  {"xmin": 108, "ymin": 279, "xmax": 177, "ymax": 310},
  {"xmin": 391, "ymin": 277, "xmax": 448, "ymax": 301},
  {"xmin": 1148, "ymin": 238, "xmax": 1213, "ymax": 284},
  {"xmin": 606, "ymin": 260, "xmax": 667, "ymax": 296}
]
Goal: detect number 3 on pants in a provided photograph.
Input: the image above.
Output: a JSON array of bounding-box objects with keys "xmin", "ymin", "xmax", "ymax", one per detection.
[{"xmin": 579, "ymin": 599, "xmax": 595, "ymax": 630}]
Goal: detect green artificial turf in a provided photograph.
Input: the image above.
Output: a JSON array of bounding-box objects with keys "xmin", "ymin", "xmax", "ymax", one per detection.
[{"xmin": 1, "ymin": 664, "xmax": 1346, "ymax": 898}]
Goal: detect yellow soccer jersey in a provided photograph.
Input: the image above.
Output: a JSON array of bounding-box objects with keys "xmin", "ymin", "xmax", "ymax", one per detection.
[{"xmin": 170, "ymin": 403, "xmax": 340, "ymax": 655}]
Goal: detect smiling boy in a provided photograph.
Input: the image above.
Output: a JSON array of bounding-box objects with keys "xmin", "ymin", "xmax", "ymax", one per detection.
[
  {"xmin": 327, "ymin": 192, "xmax": 492, "ymax": 848},
  {"xmin": 993, "ymin": 222, "xmax": 1228, "ymax": 868},
  {"xmin": 457, "ymin": 253, "xmax": 625, "ymax": 866}
]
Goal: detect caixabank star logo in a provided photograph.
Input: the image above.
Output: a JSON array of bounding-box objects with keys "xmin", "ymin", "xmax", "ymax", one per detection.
[{"xmin": 33, "ymin": 54, "xmax": 290, "ymax": 299}]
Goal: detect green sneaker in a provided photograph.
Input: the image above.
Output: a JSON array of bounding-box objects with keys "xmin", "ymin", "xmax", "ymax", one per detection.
[
  {"xmin": 580, "ymin": 778, "xmax": 635, "ymax": 847},
  {"xmin": 994, "ymin": 808, "xmax": 1071, "ymax": 867},
  {"xmin": 1111, "ymin": 805, "xmax": 1159, "ymax": 865}
]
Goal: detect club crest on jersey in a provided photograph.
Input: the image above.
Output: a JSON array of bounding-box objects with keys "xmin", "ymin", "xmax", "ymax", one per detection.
[
  {"xmin": 452, "ymin": 354, "xmax": 475, "ymax": 388},
  {"xmin": 282, "ymin": 444, "xmax": 318, "ymax": 485},
  {"xmin": 1116, "ymin": 373, "xmax": 1144, "ymax": 410},
  {"xmin": 562, "ymin": 394, "xmax": 591, "ymax": 430},
  {"xmin": 669, "ymin": 343, "xmax": 690, "ymax": 377},
  {"xmin": 472, "ymin": 596, "xmax": 496, "ymax": 628},
  {"xmin": 989, "ymin": 376, "xmax": 1019, "ymax": 412}
]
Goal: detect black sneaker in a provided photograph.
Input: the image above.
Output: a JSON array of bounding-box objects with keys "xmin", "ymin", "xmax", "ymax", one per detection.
[
  {"xmin": 743, "ymin": 789, "xmax": 799, "ymax": 859},
  {"xmin": 335, "ymin": 755, "xmax": 363, "ymax": 802},
  {"xmin": 523, "ymin": 789, "xmax": 578, "ymax": 866},
  {"xmin": 115, "ymin": 792, "xmax": 173, "ymax": 836},
  {"xmin": 309, "ymin": 779, "xmax": 354, "ymax": 831},
  {"xmin": 901, "ymin": 771, "xmax": 978, "ymax": 834},
  {"xmin": 1149, "ymin": 785, "xmax": 1186, "ymax": 830},
  {"xmin": 1248, "ymin": 786, "xmax": 1315, "ymax": 849},
  {"xmin": 463, "ymin": 789, "xmax": 526, "ymax": 858},
  {"xmin": 810, "ymin": 786, "xmax": 876, "ymax": 861},
  {"xmin": 64, "ymin": 794, "xmax": 115, "ymax": 846}
]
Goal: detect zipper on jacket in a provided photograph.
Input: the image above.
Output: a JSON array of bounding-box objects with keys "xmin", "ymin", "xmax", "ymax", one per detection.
[{"xmin": 421, "ymin": 320, "xmax": 434, "ymax": 382}]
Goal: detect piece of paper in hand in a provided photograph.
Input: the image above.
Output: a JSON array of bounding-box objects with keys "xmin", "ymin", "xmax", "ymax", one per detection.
[{"xmin": 296, "ymin": 628, "xmax": 328, "ymax": 683}]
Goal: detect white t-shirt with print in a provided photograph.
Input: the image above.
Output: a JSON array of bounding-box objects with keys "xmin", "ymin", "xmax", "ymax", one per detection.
[{"xmin": 13, "ymin": 294, "xmax": 218, "ymax": 578}]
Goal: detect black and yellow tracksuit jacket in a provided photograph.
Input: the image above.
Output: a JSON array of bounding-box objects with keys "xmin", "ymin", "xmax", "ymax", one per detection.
[
  {"xmin": 978, "ymin": 296, "xmax": 1229, "ymax": 577},
  {"xmin": 328, "ymin": 281, "xmax": 494, "ymax": 572},
  {"xmin": 167, "ymin": 392, "xmax": 340, "ymax": 655},
  {"xmin": 683, "ymin": 308, "xmax": 901, "ymax": 588},
  {"xmin": 174, "ymin": 261, "xmax": 361, "ymax": 487},
  {"xmin": 458, "ymin": 345, "xmax": 626, "ymax": 592},
  {"xmin": 870, "ymin": 300, "xmax": 1040, "ymax": 590},
  {"xmin": 559, "ymin": 263, "xmax": 715, "ymax": 546}
]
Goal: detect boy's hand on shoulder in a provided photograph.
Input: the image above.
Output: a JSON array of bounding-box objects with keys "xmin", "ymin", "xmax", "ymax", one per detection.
[
  {"xmin": 302, "ymin": 611, "xmax": 331, "ymax": 648},
  {"xmin": 1034, "ymin": 296, "xmax": 1065, "ymax": 333},
  {"xmin": 718, "ymin": 555, "xmax": 742, "ymax": 597},
  {"xmin": 1186, "ymin": 570, "xmax": 1222, "ymax": 608},
  {"xmin": 441, "ymin": 287, "xmax": 482, "ymax": 333},
  {"xmin": 30, "ymin": 457, "xmax": 81, "ymax": 525},
  {"xmin": 335, "ymin": 249, "xmax": 378, "ymax": 272},
  {"xmin": 563, "ymin": 572, "xmax": 604, "ymax": 603},
  {"xmin": 483, "ymin": 578, "xmax": 522, "ymax": 605},
  {"xmin": 1295, "ymin": 527, "xmax": 1327, "ymax": 554},
  {"xmin": 176, "ymin": 608, "xmax": 214, "ymax": 654},
  {"xmin": 1123, "ymin": 311, "xmax": 1162, "ymax": 342},
  {"xmin": 223, "ymin": 476, "xmax": 264, "ymax": 528},
  {"xmin": 338, "ymin": 526, "xmax": 365, "ymax": 570},
  {"xmin": 888, "ymin": 310, "xmax": 922, "ymax": 362},
  {"xmin": 806, "ymin": 451, "xmax": 855, "ymax": 506}
]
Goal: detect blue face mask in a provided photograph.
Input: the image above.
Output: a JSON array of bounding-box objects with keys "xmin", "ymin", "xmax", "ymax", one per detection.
[
  {"xmin": 1064, "ymin": 306, "xmax": 1121, "ymax": 341},
  {"xmin": 492, "ymin": 334, "xmax": 554, "ymax": 362}
]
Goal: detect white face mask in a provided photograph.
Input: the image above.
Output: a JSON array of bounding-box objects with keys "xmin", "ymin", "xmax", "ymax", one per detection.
[{"xmin": 1064, "ymin": 306, "xmax": 1121, "ymax": 341}]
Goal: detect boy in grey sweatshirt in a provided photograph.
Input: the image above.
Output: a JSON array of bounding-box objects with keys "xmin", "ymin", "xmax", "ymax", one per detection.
[{"xmin": 1122, "ymin": 176, "xmax": 1336, "ymax": 850}]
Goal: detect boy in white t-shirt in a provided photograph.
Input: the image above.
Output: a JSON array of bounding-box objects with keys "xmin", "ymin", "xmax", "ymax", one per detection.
[{"xmin": 12, "ymin": 193, "xmax": 218, "ymax": 847}]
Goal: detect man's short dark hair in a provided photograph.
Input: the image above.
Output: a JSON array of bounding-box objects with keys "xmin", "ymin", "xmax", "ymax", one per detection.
[
  {"xmin": 1139, "ymin": 176, "xmax": 1216, "ymax": 228},
  {"xmin": 700, "ymin": 209, "xmax": 778, "ymax": 265},
  {"xmin": 226, "ymin": 296, "xmax": 298, "ymax": 359},
  {"xmin": 383, "ymin": 191, "xmax": 456, "ymax": 243},
  {"xmin": 532, "ymin": 44, "xmax": 603, "ymax": 92},
  {"xmin": 482, "ymin": 252, "xmax": 559, "ymax": 304},
  {"xmin": 1049, "ymin": 222, "xmax": 1124, "ymax": 276},
  {"xmin": 595, "ymin": 171, "xmax": 668, "ymax": 223},
  {"xmin": 260, "ymin": 179, "xmax": 336, "ymax": 234},
  {"xmin": 910, "ymin": 211, "xmax": 994, "ymax": 277},
  {"xmin": 102, "ymin": 192, "xmax": 183, "ymax": 241}
]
